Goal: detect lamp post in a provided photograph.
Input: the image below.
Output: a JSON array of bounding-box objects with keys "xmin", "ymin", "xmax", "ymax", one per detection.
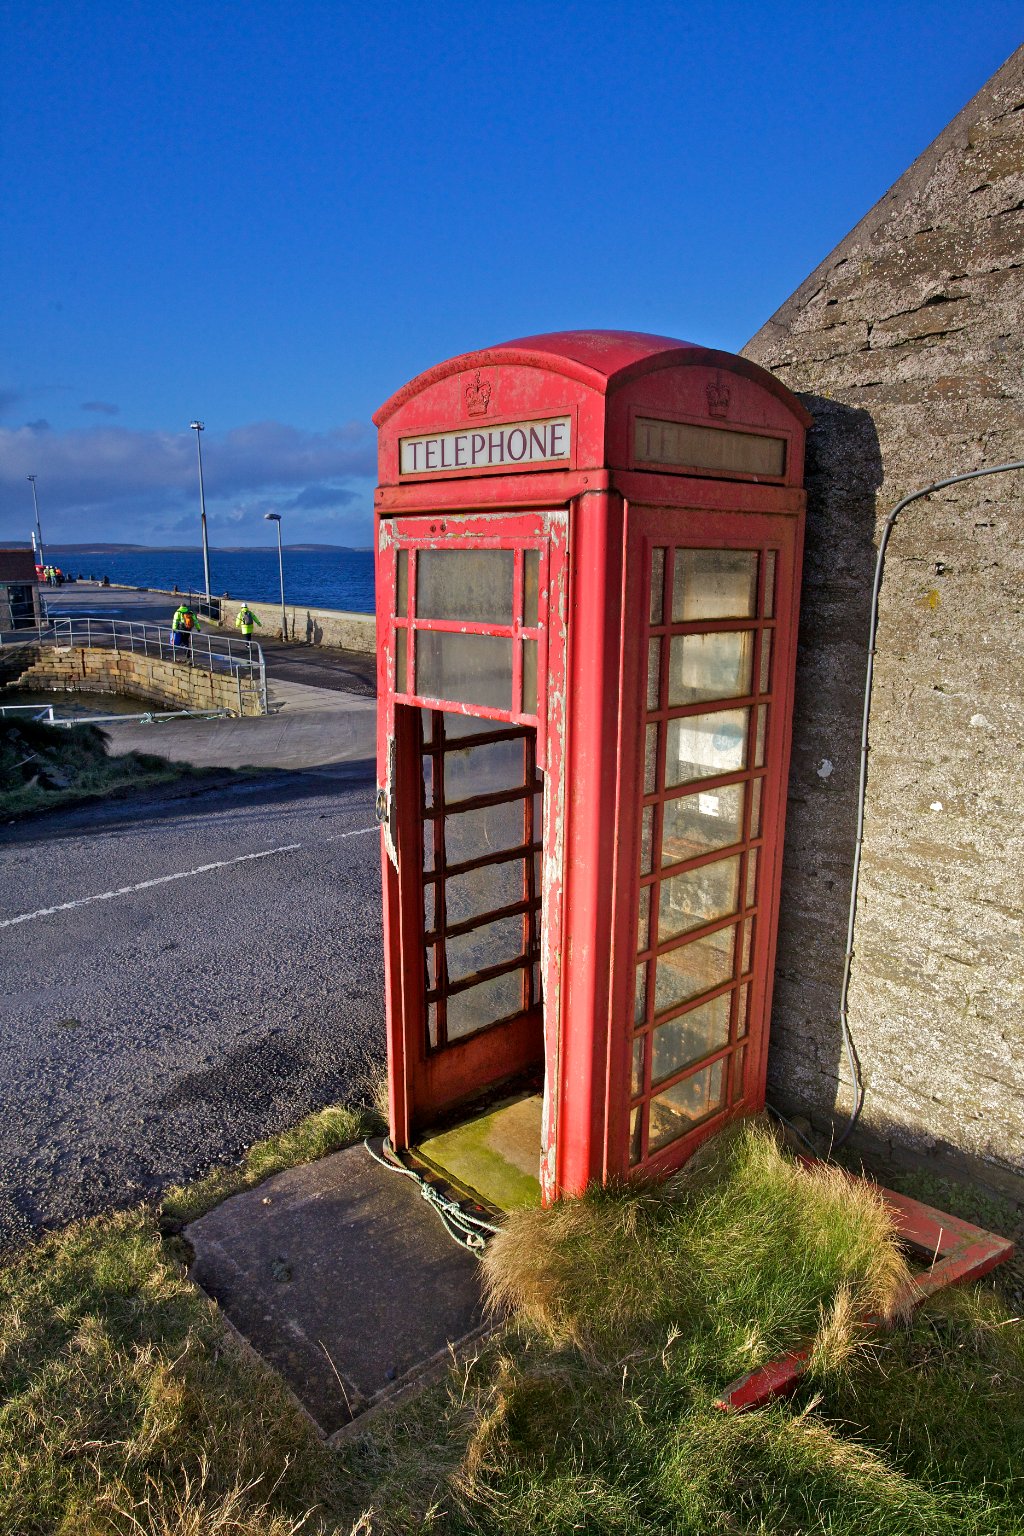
[
  {"xmin": 264, "ymin": 512, "xmax": 286, "ymax": 640},
  {"xmin": 190, "ymin": 421, "xmax": 212, "ymax": 613},
  {"xmin": 27, "ymin": 476, "xmax": 44, "ymax": 566}
]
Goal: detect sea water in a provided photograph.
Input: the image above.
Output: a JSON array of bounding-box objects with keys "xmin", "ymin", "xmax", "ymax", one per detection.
[{"xmin": 48, "ymin": 548, "xmax": 375, "ymax": 614}]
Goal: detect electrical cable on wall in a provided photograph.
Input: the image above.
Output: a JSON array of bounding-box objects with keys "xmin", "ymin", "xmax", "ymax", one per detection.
[{"xmin": 831, "ymin": 457, "xmax": 1024, "ymax": 1147}]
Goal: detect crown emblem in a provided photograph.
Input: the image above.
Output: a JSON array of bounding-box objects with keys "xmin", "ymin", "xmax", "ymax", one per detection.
[
  {"xmin": 706, "ymin": 377, "xmax": 730, "ymax": 419},
  {"xmin": 465, "ymin": 370, "xmax": 492, "ymax": 417}
]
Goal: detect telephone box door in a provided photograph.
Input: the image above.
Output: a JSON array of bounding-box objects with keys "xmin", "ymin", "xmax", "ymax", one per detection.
[
  {"xmin": 378, "ymin": 511, "xmax": 568, "ymax": 1149},
  {"xmin": 615, "ymin": 506, "xmax": 803, "ymax": 1174}
]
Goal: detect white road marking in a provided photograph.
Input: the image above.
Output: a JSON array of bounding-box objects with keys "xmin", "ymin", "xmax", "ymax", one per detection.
[{"xmin": 0, "ymin": 825, "xmax": 377, "ymax": 930}]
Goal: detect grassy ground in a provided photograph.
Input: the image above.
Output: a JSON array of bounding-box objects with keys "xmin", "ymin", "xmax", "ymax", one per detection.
[
  {"xmin": 1, "ymin": 1119, "xmax": 1021, "ymax": 1535},
  {"xmin": 0, "ymin": 717, "xmax": 216, "ymax": 818}
]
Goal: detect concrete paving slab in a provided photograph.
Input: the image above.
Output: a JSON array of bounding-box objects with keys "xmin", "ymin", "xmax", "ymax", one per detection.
[
  {"xmin": 186, "ymin": 1142, "xmax": 486, "ymax": 1435},
  {"xmin": 101, "ymin": 678, "xmax": 376, "ymax": 772}
]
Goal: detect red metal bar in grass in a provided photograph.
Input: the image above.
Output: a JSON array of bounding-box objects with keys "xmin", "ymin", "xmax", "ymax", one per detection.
[{"xmin": 715, "ymin": 1170, "xmax": 1015, "ymax": 1413}]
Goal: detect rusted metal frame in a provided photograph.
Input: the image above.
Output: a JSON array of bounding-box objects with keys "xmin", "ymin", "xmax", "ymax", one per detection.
[
  {"xmin": 522, "ymin": 729, "xmax": 537, "ymax": 1013},
  {"xmin": 648, "ymin": 685, "xmax": 775, "ymax": 726},
  {"xmin": 405, "ymin": 616, "xmax": 542, "ymax": 639},
  {"xmin": 425, "ymin": 894, "xmax": 540, "ymax": 945},
  {"xmin": 749, "ymin": 527, "xmax": 801, "ymax": 1112},
  {"xmin": 731, "ymin": 563, "xmax": 769, "ymax": 1106},
  {"xmin": 610, "ymin": 469, "xmax": 804, "ymax": 516},
  {"xmin": 716, "ymin": 1172, "xmax": 1014, "ymax": 1413},
  {"xmin": 648, "ymin": 614, "xmax": 769, "ymax": 638},
  {"xmin": 425, "ymin": 951, "xmax": 534, "ymax": 1005},
  {"xmin": 643, "ymin": 832, "xmax": 764, "ymax": 886},
  {"xmin": 632, "ymin": 535, "xmax": 779, "ymax": 1168},
  {"xmin": 427, "ymin": 710, "xmax": 450, "ymax": 1049},
  {"xmin": 432, "ymin": 725, "xmax": 532, "ymax": 753},
  {"xmin": 630, "ymin": 1037, "xmax": 735, "ymax": 1113},
  {"xmin": 376, "ymin": 467, "xmax": 605, "ymax": 515},
  {"xmin": 423, "ymin": 836, "xmax": 543, "ymax": 884},
  {"xmin": 421, "ymin": 782, "xmax": 533, "ymax": 820}
]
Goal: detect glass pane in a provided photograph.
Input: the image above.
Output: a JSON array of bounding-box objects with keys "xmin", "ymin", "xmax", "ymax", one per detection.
[
  {"xmin": 662, "ymin": 783, "xmax": 744, "ymax": 865},
  {"xmin": 763, "ymin": 551, "xmax": 776, "ymax": 618},
  {"xmin": 659, "ymin": 855, "xmax": 741, "ymax": 942},
  {"xmin": 631, "ymin": 1036, "xmax": 645, "ymax": 1095},
  {"xmin": 650, "ymin": 548, "xmax": 665, "ymax": 624},
  {"xmin": 754, "ymin": 706, "xmax": 767, "ymax": 767},
  {"xmin": 655, "ymin": 926, "xmax": 735, "ymax": 1015},
  {"xmin": 423, "ymin": 883, "xmax": 435, "ymax": 930},
  {"xmin": 759, "ymin": 631, "xmax": 772, "ymax": 695},
  {"xmin": 523, "ymin": 550, "xmax": 540, "ymax": 628},
  {"xmin": 397, "ymin": 550, "xmax": 409, "ymax": 615},
  {"xmin": 522, "ymin": 638, "xmax": 538, "ymax": 715},
  {"xmin": 669, "ymin": 632, "xmax": 753, "ymax": 706},
  {"xmin": 750, "ymin": 778, "xmax": 763, "ymax": 838},
  {"xmin": 637, "ymin": 884, "xmax": 650, "ymax": 951},
  {"xmin": 425, "ymin": 947, "xmax": 436, "ymax": 987},
  {"xmin": 640, "ymin": 805, "xmax": 654, "ymax": 875},
  {"xmin": 672, "ymin": 550, "xmax": 757, "ymax": 622},
  {"xmin": 634, "ymin": 963, "xmax": 648, "ymax": 1024},
  {"xmin": 737, "ymin": 981, "xmax": 750, "ymax": 1035},
  {"xmin": 427, "ymin": 1002, "xmax": 439, "ymax": 1048},
  {"xmin": 647, "ymin": 637, "xmax": 661, "ymax": 711},
  {"xmin": 444, "ymin": 736, "xmax": 524, "ymax": 803},
  {"xmin": 666, "ymin": 709, "xmax": 748, "ymax": 786},
  {"xmin": 417, "ymin": 548, "xmax": 514, "ymax": 623},
  {"xmin": 629, "ymin": 1106, "xmax": 643, "ymax": 1165},
  {"xmin": 644, "ymin": 723, "xmax": 659, "ymax": 793},
  {"xmin": 732, "ymin": 1045, "xmax": 747, "ymax": 1103},
  {"xmin": 447, "ymin": 915, "xmax": 526, "ymax": 983},
  {"xmin": 745, "ymin": 850, "xmax": 759, "ymax": 909},
  {"xmin": 446, "ymin": 802, "xmax": 525, "ymax": 865},
  {"xmin": 651, "ymin": 992, "xmax": 731, "ymax": 1084},
  {"xmin": 440, "ymin": 709, "xmax": 503, "ymax": 739},
  {"xmin": 416, "ymin": 631, "xmax": 513, "ymax": 710},
  {"xmin": 396, "ymin": 630, "xmax": 407, "ymax": 692},
  {"xmin": 741, "ymin": 919, "xmax": 753, "ymax": 973},
  {"xmin": 648, "ymin": 1060, "xmax": 725, "ymax": 1150},
  {"xmin": 446, "ymin": 857, "xmax": 526, "ymax": 926},
  {"xmin": 446, "ymin": 968, "xmax": 526, "ymax": 1040},
  {"xmin": 421, "ymin": 708, "xmax": 435, "ymax": 745}
]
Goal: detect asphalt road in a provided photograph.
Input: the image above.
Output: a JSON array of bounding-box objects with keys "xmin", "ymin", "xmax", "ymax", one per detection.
[{"xmin": 0, "ymin": 763, "xmax": 384, "ymax": 1253}]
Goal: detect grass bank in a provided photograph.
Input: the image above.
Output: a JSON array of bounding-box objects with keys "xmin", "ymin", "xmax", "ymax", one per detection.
[
  {"xmin": 1, "ymin": 1120, "xmax": 1021, "ymax": 1535},
  {"xmin": 0, "ymin": 717, "xmax": 216, "ymax": 818}
]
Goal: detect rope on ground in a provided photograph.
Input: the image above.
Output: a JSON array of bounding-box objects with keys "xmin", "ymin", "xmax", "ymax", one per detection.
[{"xmin": 363, "ymin": 1136, "xmax": 502, "ymax": 1253}]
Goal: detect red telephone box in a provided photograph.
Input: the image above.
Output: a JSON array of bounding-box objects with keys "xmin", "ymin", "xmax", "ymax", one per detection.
[{"xmin": 374, "ymin": 331, "xmax": 809, "ymax": 1204}]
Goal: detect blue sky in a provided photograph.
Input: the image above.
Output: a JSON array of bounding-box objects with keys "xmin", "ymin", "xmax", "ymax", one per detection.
[{"xmin": 1, "ymin": 2, "xmax": 1020, "ymax": 548}]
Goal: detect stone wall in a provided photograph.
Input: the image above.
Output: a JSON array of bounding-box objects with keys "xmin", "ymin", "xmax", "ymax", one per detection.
[
  {"xmin": 212, "ymin": 599, "xmax": 376, "ymax": 653},
  {"xmin": 742, "ymin": 47, "xmax": 1024, "ymax": 1194},
  {"xmin": 9, "ymin": 646, "xmax": 263, "ymax": 717}
]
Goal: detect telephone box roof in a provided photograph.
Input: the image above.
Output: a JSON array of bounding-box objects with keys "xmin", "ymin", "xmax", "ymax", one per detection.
[{"xmin": 373, "ymin": 329, "xmax": 811, "ymax": 426}]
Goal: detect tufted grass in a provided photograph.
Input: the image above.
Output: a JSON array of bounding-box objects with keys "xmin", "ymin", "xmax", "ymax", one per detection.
[{"xmin": 1, "ymin": 1119, "xmax": 1022, "ymax": 1534}]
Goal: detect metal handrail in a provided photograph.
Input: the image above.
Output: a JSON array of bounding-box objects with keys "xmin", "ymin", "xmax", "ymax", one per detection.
[{"xmin": 43, "ymin": 616, "xmax": 267, "ymax": 714}]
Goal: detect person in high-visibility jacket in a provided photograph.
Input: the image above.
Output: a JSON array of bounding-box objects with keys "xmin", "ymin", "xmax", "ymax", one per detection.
[
  {"xmin": 235, "ymin": 603, "xmax": 261, "ymax": 640},
  {"xmin": 171, "ymin": 602, "xmax": 199, "ymax": 653}
]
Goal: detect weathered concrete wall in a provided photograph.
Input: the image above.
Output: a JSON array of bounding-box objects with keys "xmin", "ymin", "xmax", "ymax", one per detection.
[
  {"xmin": 9, "ymin": 647, "xmax": 262, "ymax": 716},
  {"xmin": 213, "ymin": 600, "xmax": 376, "ymax": 653},
  {"xmin": 742, "ymin": 47, "xmax": 1024, "ymax": 1194}
]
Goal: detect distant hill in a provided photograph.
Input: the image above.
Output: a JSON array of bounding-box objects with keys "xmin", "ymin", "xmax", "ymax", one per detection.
[{"xmin": 49, "ymin": 543, "xmax": 372, "ymax": 553}]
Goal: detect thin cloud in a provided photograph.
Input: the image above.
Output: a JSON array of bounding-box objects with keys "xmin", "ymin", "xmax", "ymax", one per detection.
[
  {"xmin": 81, "ymin": 400, "xmax": 120, "ymax": 415},
  {"xmin": 0, "ymin": 388, "xmax": 22, "ymax": 416},
  {"xmin": 0, "ymin": 418, "xmax": 377, "ymax": 544}
]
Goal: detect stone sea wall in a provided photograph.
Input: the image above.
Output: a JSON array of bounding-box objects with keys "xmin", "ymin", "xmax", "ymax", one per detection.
[{"xmin": 8, "ymin": 646, "xmax": 263, "ymax": 717}]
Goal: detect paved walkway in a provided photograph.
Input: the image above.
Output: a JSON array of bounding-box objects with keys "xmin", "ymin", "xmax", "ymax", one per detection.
[{"xmin": 104, "ymin": 677, "xmax": 376, "ymax": 772}]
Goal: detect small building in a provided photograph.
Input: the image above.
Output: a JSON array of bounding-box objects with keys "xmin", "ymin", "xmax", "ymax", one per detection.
[{"xmin": 0, "ymin": 547, "xmax": 41, "ymax": 631}]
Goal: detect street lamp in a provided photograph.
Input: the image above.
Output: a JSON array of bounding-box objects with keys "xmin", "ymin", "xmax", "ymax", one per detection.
[
  {"xmin": 27, "ymin": 475, "xmax": 44, "ymax": 566},
  {"xmin": 190, "ymin": 421, "xmax": 212, "ymax": 613},
  {"xmin": 264, "ymin": 512, "xmax": 286, "ymax": 640}
]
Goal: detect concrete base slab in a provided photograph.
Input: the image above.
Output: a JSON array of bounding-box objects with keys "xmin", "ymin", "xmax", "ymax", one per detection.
[
  {"xmin": 186, "ymin": 1142, "xmax": 486, "ymax": 1436},
  {"xmin": 417, "ymin": 1094, "xmax": 543, "ymax": 1211}
]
